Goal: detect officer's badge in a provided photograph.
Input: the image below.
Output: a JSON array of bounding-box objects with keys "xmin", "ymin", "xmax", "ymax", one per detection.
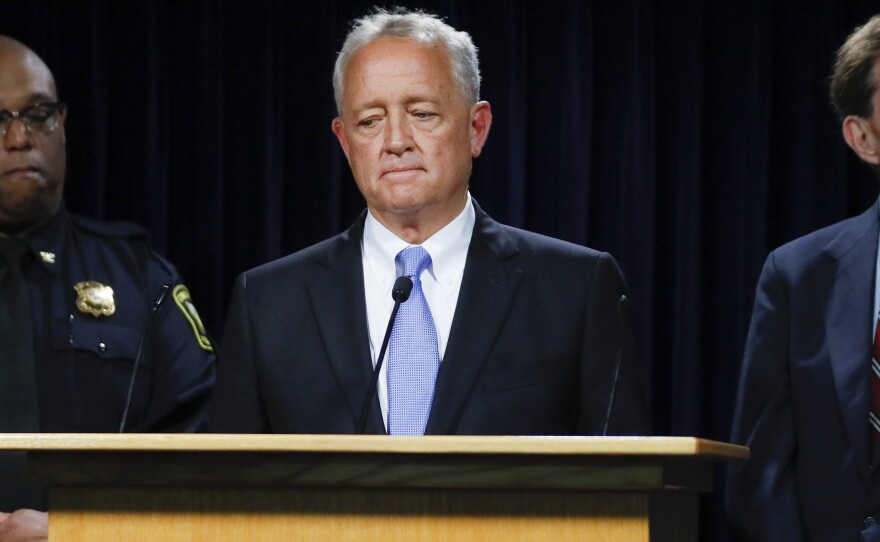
[
  {"xmin": 39, "ymin": 251, "xmax": 55, "ymax": 264},
  {"xmin": 73, "ymin": 281, "xmax": 116, "ymax": 317},
  {"xmin": 173, "ymin": 284, "xmax": 214, "ymax": 352}
]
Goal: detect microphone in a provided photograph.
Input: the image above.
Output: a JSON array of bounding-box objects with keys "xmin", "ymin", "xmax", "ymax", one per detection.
[
  {"xmin": 119, "ymin": 281, "xmax": 172, "ymax": 432},
  {"xmin": 602, "ymin": 293, "xmax": 628, "ymax": 436},
  {"xmin": 356, "ymin": 276, "xmax": 413, "ymax": 434}
]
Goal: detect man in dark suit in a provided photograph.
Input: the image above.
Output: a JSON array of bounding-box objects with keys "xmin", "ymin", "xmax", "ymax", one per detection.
[
  {"xmin": 210, "ymin": 8, "xmax": 649, "ymax": 437},
  {"xmin": 728, "ymin": 14, "xmax": 880, "ymax": 542}
]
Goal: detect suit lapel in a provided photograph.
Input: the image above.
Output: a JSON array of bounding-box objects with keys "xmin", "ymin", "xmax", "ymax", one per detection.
[
  {"xmin": 817, "ymin": 205, "xmax": 879, "ymax": 479},
  {"xmin": 307, "ymin": 214, "xmax": 385, "ymax": 434},
  {"xmin": 425, "ymin": 203, "xmax": 522, "ymax": 434}
]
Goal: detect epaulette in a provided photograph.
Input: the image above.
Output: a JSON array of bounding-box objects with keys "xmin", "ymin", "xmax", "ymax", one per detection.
[
  {"xmin": 68, "ymin": 213, "xmax": 151, "ymax": 242},
  {"xmin": 69, "ymin": 212, "xmax": 180, "ymax": 288}
]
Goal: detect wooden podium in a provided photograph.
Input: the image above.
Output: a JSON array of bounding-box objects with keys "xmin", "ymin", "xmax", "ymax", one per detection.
[{"xmin": 0, "ymin": 434, "xmax": 747, "ymax": 541}]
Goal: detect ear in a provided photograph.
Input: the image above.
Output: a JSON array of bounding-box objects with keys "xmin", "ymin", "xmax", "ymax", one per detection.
[
  {"xmin": 842, "ymin": 115, "xmax": 880, "ymax": 165},
  {"xmin": 469, "ymin": 101, "xmax": 492, "ymax": 157},
  {"xmin": 331, "ymin": 116, "xmax": 350, "ymax": 161}
]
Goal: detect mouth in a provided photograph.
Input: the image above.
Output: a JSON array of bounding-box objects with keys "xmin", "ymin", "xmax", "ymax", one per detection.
[
  {"xmin": 381, "ymin": 167, "xmax": 425, "ymax": 180},
  {"xmin": 2, "ymin": 166, "xmax": 42, "ymax": 179}
]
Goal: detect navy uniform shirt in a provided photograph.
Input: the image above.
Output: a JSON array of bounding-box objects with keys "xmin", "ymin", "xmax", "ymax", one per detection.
[
  {"xmin": 1, "ymin": 208, "xmax": 217, "ymax": 511},
  {"xmin": 17, "ymin": 208, "xmax": 217, "ymax": 433}
]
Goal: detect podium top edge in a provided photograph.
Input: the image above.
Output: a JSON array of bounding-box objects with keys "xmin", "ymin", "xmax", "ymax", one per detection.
[{"xmin": 0, "ymin": 434, "xmax": 749, "ymax": 460}]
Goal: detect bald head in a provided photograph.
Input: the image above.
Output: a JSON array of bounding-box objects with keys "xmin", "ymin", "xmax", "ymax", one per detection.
[
  {"xmin": 0, "ymin": 36, "xmax": 57, "ymax": 102},
  {"xmin": 0, "ymin": 35, "xmax": 67, "ymax": 235}
]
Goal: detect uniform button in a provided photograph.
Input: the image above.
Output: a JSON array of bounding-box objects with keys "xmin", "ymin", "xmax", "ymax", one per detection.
[
  {"xmin": 98, "ymin": 342, "xmax": 107, "ymax": 352},
  {"xmin": 866, "ymin": 516, "xmax": 876, "ymax": 529}
]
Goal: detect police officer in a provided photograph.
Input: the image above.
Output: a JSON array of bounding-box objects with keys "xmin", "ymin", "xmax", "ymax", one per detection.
[{"xmin": 0, "ymin": 36, "xmax": 216, "ymax": 541}]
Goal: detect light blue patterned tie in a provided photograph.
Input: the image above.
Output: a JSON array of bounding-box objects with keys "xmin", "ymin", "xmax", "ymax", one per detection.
[{"xmin": 387, "ymin": 246, "xmax": 440, "ymax": 435}]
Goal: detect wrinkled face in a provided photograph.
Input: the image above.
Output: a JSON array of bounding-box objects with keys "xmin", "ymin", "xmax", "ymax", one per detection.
[
  {"xmin": 332, "ymin": 37, "xmax": 490, "ymax": 232},
  {"xmin": 0, "ymin": 47, "xmax": 66, "ymax": 234}
]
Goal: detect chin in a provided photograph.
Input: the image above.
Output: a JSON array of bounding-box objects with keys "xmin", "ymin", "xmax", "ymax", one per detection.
[{"xmin": 0, "ymin": 197, "xmax": 60, "ymax": 232}]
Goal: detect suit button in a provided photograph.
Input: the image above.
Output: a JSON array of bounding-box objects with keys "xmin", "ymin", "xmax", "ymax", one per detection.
[{"xmin": 866, "ymin": 517, "xmax": 877, "ymax": 529}]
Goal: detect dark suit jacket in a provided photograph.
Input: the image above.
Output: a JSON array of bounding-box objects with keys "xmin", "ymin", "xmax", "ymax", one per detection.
[
  {"xmin": 210, "ymin": 203, "xmax": 649, "ymax": 436},
  {"xmin": 728, "ymin": 202, "xmax": 880, "ymax": 542}
]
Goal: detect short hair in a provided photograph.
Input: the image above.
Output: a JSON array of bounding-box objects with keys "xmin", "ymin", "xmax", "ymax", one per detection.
[
  {"xmin": 332, "ymin": 7, "xmax": 480, "ymax": 114},
  {"xmin": 831, "ymin": 14, "xmax": 880, "ymax": 120}
]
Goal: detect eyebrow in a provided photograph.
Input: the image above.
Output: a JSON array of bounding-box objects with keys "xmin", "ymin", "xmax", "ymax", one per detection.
[
  {"xmin": 354, "ymin": 96, "xmax": 440, "ymax": 112},
  {"xmin": 27, "ymin": 92, "xmax": 57, "ymax": 103}
]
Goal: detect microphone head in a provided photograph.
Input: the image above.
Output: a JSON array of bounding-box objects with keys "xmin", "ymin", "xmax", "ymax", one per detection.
[{"xmin": 392, "ymin": 276, "xmax": 413, "ymax": 303}]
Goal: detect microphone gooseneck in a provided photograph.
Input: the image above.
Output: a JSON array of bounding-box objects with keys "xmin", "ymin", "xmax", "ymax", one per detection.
[
  {"xmin": 119, "ymin": 282, "xmax": 172, "ymax": 432},
  {"xmin": 356, "ymin": 276, "xmax": 413, "ymax": 434},
  {"xmin": 602, "ymin": 293, "xmax": 628, "ymax": 436}
]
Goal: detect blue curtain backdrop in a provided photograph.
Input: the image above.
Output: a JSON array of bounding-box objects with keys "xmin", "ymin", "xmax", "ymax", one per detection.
[{"xmin": 4, "ymin": 1, "xmax": 880, "ymax": 539}]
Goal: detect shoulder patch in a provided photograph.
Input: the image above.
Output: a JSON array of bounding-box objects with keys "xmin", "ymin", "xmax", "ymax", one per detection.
[{"xmin": 172, "ymin": 284, "xmax": 214, "ymax": 352}]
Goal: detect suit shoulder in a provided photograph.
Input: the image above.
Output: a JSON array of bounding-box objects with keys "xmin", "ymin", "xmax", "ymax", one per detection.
[
  {"xmin": 769, "ymin": 211, "xmax": 874, "ymax": 272},
  {"xmin": 497, "ymin": 223, "xmax": 606, "ymax": 262},
  {"xmin": 242, "ymin": 230, "xmax": 350, "ymax": 284}
]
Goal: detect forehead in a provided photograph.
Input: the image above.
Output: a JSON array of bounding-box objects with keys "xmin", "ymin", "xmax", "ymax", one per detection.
[
  {"xmin": 342, "ymin": 37, "xmax": 455, "ymax": 105},
  {"xmin": 0, "ymin": 50, "xmax": 56, "ymax": 107}
]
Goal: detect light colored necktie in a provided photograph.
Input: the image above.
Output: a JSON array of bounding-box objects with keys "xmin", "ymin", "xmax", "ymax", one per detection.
[{"xmin": 387, "ymin": 246, "xmax": 440, "ymax": 435}]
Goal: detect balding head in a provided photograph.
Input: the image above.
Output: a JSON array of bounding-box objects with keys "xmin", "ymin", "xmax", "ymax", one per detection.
[
  {"xmin": 0, "ymin": 35, "xmax": 67, "ymax": 235},
  {"xmin": 0, "ymin": 36, "xmax": 57, "ymax": 103}
]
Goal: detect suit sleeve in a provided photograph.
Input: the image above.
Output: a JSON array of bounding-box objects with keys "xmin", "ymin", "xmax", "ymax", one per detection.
[
  {"xmin": 578, "ymin": 252, "xmax": 651, "ymax": 435},
  {"xmin": 208, "ymin": 273, "xmax": 271, "ymax": 432},
  {"xmin": 726, "ymin": 251, "xmax": 804, "ymax": 541}
]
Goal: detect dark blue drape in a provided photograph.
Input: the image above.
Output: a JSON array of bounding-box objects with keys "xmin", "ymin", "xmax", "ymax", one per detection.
[{"xmin": 4, "ymin": 1, "xmax": 880, "ymax": 539}]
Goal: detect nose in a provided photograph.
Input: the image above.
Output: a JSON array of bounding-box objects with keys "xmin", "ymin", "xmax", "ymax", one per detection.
[
  {"xmin": 2, "ymin": 118, "xmax": 33, "ymax": 152},
  {"xmin": 383, "ymin": 112, "xmax": 413, "ymax": 156}
]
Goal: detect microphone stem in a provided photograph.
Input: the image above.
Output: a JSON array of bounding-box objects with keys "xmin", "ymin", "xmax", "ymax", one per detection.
[{"xmin": 356, "ymin": 300, "xmax": 402, "ymax": 434}]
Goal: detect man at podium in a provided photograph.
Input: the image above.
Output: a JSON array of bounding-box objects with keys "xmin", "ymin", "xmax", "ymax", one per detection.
[
  {"xmin": 728, "ymin": 13, "xmax": 880, "ymax": 541},
  {"xmin": 210, "ymin": 8, "xmax": 650, "ymax": 437}
]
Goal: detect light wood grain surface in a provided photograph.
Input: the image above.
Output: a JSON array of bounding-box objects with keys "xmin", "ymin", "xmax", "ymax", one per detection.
[
  {"xmin": 50, "ymin": 487, "xmax": 652, "ymax": 542},
  {"xmin": 0, "ymin": 435, "xmax": 743, "ymax": 541},
  {"xmin": 0, "ymin": 433, "xmax": 749, "ymax": 459}
]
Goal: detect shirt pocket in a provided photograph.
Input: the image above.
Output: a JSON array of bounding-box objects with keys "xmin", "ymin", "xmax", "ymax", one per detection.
[
  {"xmin": 50, "ymin": 315, "xmax": 144, "ymax": 431},
  {"xmin": 53, "ymin": 314, "xmax": 140, "ymax": 361}
]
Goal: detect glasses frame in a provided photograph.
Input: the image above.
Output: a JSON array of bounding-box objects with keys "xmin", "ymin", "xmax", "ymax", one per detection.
[{"xmin": 0, "ymin": 102, "xmax": 66, "ymax": 138}]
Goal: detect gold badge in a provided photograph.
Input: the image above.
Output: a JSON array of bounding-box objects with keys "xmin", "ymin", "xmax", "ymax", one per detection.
[
  {"xmin": 73, "ymin": 281, "xmax": 116, "ymax": 317},
  {"xmin": 39, "ymin": 251, "xmax": 55, "ymax": 264},
  {"xmin": 173, "ymin": 284, "xmax": 214, "ymax": 352}
]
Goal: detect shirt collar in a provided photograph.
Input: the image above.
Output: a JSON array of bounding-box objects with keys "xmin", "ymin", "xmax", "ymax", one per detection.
[
  {"xmin": 363, "ymin": 192, "xmax": 475, "ymax": 296},
  {"xmin": 6, "ymin": 205, "xmax": 66, "ymax": 275}
]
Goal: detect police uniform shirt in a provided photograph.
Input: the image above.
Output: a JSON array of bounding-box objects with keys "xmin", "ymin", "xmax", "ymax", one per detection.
[{"xmin": 15, "ymin": 207, "xmax": 216, "ymax": 433}]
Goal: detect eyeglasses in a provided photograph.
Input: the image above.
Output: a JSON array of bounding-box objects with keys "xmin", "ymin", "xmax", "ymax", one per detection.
[{"xmin": 0, "ymin": 102, "xmax": 66, "ymax": 138}]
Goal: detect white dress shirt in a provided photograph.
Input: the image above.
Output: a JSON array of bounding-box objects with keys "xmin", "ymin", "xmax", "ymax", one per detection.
[{"xmin": 361, "ymin": 193, "xmax": 475, "ymax": 428}]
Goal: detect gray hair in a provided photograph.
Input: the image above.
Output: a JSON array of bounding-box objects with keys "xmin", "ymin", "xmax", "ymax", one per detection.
[
  {"xmin": 332, "ymin": 7, "xmax": 481, "ymax": 114},
  {"xmin": 831, "ymin": 14, "xmax": 880, "ymax": 120}
]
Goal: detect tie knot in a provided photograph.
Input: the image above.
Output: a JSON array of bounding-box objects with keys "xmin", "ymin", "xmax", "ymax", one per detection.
[
  {"xmin": 397, "ymin": 246, "xmax": 431, "ymax": 278},
  {"xmin": 0, "ymin": 237, "xmax": 28, "ymax": 265}
]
